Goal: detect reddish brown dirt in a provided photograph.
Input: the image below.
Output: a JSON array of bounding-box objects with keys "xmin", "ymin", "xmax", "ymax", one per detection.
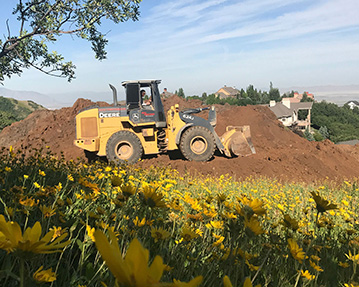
[{"xmin": 1, "ymin": 95, "xmax": 359, "ymax": 184}]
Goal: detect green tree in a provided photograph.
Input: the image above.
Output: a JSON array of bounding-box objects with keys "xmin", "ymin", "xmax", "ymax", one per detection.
[
  {"xmin": 304, "ymin": 128, "xmax": 315, "ymax": 141},
  {"xmin": 177, "ymin": 88, "xmax": 185, "ymax": 98},
  {"xmin": 269, "ymin": 82, "xmax": 281, "ymax": 102},
  {"xmin": 301, "ymin": 92, "xmax": 314, "ymax": 102},
  {"xmin": 0, "ymin": 0, "xmax": 141, "ymax": 83},
  {"xmin": 318, "ymin": 126, "xmax": 329, "ymax": 139}
]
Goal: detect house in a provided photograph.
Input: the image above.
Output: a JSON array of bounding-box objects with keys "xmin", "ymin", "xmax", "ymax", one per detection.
[
  {"xmin": 215, "ymin": 85, "xmax": 240, "ymax": 99},
  {"xmin": 269, "ymin": 98, "xmax": 313, "ymax": 131},
  {"xmin": 286, "ymin": 92, "xmax": 314, "ymax": 103},
  {"xmin": 345, "ymin": 100, "xmax": 359, "ymax": 109},
  {"xmin": 161, "ymin": 88, "xmax": 174, "ymax": 98}
]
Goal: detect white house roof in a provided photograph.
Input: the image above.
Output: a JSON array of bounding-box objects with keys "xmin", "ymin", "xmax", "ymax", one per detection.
[
  {"xmin": 269, "ymin": 103, "xmax": 292, "ymax": 118},
  {"xmin": 269, "ymin": 102, "xmax": 313, "ymax": 118}
]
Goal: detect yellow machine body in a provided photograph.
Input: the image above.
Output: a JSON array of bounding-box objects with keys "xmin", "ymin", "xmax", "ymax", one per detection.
[{"xmin": 74, "ymin": 80, "xmax": 255, "ymax": 163}]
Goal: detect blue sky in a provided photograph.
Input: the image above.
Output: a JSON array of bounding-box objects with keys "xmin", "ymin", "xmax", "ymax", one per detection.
[{"xmin": 1, "ymin": 0, "xmax": 359, "ymax": 100}]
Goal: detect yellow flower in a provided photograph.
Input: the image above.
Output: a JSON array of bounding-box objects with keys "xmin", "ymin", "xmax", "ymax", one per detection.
[
  {"xmin": 212, "ymin": 234, "xmax": 225, "ymax": 247},
  {"xmin": 50, "ymin": 226, "xmax": 63, "ymax": 242},
  {"xmin": 280, "ymin": 213, "xmax": 299, "ymax": 231},
  {"xmin": 111, "ymin": 176, "xmax": 123, "ymax": 187},
  {"xmin": 346, "ymin": 251, "xmax": 359, "ymax": 263},
  {"xmin": 173, "ymin": 276, "xmax": 203, "ymax": 287},
  {"xmin": 206, "ymin": 220, "xmax": 224, "ymax": 229},
  {"xmin": 344, "ymin": 283, "xmax": 359, "ymax": 287},
  {"xmin": 133, "ymin": 217, "xmax": 146, "ymax": 227},
  {"xmin": 288, "ymin": 238, "xmax": 306, "ymax": 263},
  {"xmin": 339, "ymin": 261, "xmax": 350, "ymax": 268},
  {"xmin": 121, "ymin": 183, "xmax": 137, "ymax": 197},
  {"xmin": 151, "ymin": 227, "xmax": 171, "ymax": 242},
  {"xmin": 0, "ymin": 215, "xmax": 70, "ymax": 254},
  {"xmin": 245, "ymin": 217, "xmax": 264, "ymax": 235},
  {"xmin": 301, "ymin": 270, "xmax": 315, "ymax": 280},
  {"xmin": 310, "ymin": 191, "xmax": 337, "ymax": 213},
  {"xmin": 38, "ymin": 169, "xmax": 46, "ymax": 177},
  {"xmin": 141, "ymin": 184, "xmax": 166, "ymax": 208},
  {"xmin": 19, "ymin": 197, "xmax": 38, "ymax": 207},
  {"xmin": 5, "ymin": 166, "xmax": 12, "ymax": 172},
  {"xmin": 67, "ymin": 174, "xmax": 74, "ymax": 181},
  {"xmin": 243, "ymin": 277, "xmax": 252, "ymax": 287},
  {"xmin": 94, "ymin": 230, "xmax": 167, "ymax": 286},
  {"xmin": 223, "ymin": 275, "xmax": 233, "ymax": 287},
  {"xmin": 309, "ymin": 260, "xmax": 323, "ymax": 272},
  {"xmin": 246, "ymin": 260, "xmax": 260, "ymax": 271},
  {"xmin": 181, "ymin": 226, "xmax": 199, "ymax": 242},
  {"xmin": 39, "ymin": 205, "xmax": 56, "ymax": 218},
  {"xmin": 33, "ymin": 266, "xmax": 56, "ymax": 282},
  {"xmin": 86, "ymin": 225, "xmax": 96, "ymax": 242},
  {"xmin": 239, "ymin": 197, "xmax": 266, "ymax": 218}
]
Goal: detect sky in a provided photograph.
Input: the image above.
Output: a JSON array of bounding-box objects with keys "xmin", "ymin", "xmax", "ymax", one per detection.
[{"xmin": 1, "ymin": 0, "xmax": 359, "ymax": 102}]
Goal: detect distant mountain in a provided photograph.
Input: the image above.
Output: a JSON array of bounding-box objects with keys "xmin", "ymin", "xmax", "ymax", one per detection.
[
  {"xmin": 0, "ymin": 88, "xmax": 64, "ymax": 109},
  {"xmin": 0, "ymin": 87, "xmax": 121, "ymax": 109},
  {"xmin": 0, "ymin": 96, "xmax": 46, "ymax": 130},
  {"xmin": 280, "ymin": 85, "xmax": 359, "ymax": 106}
]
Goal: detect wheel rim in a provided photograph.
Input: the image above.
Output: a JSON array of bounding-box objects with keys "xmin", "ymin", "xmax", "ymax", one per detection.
[
  {"xmin": 190, "ymin": 136, "xmax": 207, "ymax": 155},
  {"xmin": 115, "ymin": 141, "xmax": 133, "ymax": 160}
]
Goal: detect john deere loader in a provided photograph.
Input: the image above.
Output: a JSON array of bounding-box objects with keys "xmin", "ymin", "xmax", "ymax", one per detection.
[{"xmin": 74, "ymin": 80, "xmax": 255, "ymax": 163}]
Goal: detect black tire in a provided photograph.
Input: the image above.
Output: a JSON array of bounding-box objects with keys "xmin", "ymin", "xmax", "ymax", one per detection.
[
  {"xmin": 180, "ymin": 126, "xmax": 215, "ymax": 162},
  {"xmin": 106, "ymin": 131, "xmax": 143, "ymax": 164}
]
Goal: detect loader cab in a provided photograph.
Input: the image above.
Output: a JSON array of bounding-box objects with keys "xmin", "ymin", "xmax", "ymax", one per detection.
[{"xmin": 122, "ymin": 80, "xmax": 167, "ymax": 128}]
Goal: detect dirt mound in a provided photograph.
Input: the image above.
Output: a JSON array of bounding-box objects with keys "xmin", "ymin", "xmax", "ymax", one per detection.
[
  {"xmin": 1, "ymin": 96, "xmax": 359, "ymax": 183},
  {"xmin": 0, "ymin": 99, "xmax": 107, "ymax": 160}
]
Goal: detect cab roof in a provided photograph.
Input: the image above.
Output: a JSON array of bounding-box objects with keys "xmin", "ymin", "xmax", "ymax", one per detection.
[{"xmin": 121, "ymin": 80, "xmax": 161, "ymax": 87}]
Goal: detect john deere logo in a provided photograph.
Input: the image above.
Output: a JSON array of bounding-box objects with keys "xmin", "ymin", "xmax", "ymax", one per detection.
[{"xmin": 132, "ymin": 112, "xmax": 139, "ymax": 121}]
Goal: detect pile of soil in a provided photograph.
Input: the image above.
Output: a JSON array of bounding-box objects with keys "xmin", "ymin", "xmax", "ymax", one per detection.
[{"xmin": 1, "ymin": 95, "xmax": 359, "ymax": 183}]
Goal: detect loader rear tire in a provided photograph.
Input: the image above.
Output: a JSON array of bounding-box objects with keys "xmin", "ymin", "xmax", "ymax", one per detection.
[
  {"xmin": 180, "ymin": 126, "xmax": 215, "ymax": 162},
  {"xmin": 106, "ymin": 131, "xmax": 143, "ymax": 164}
]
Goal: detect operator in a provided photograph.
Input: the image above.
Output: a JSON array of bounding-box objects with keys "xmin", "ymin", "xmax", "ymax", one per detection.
[{"xmin": 141, "ymin": 89, "xmax": 153, "ymax": 108}]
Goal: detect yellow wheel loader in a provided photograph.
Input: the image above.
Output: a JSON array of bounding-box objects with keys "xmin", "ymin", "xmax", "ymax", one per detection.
[{"xmin": 74, "ymin": 80, "xmax": 255, "ymax": 163}]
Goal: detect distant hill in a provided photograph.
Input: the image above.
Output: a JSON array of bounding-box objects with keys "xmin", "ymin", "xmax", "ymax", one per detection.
[
  {"xmin": 0, "ymin": 96, "xmax": 46, "ymax": 131},
  {"xmin": 0, "ymin": 87, "xmax": 118, "ymax": 109},
  {"xmin": 0, "ymin": 87, "xmax": 65, "ymax": 109}
]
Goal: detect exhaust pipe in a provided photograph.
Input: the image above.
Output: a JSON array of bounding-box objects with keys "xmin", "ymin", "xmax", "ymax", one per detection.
[{"xmin": 109, "ymin": 84, "xmax": 118, "ymax": 106}]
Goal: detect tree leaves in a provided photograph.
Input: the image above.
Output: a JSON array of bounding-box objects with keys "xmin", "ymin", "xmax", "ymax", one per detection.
[{"xmin": 0, "ymin": 0, "xmax": 142, "ymax": 83}]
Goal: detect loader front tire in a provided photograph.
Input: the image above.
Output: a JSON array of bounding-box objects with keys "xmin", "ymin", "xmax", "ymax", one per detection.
[
  {"xmin": 180, "ymin": 126, "xmax": 215, "ymax": 162},
  {"xmin": 106, "ymin": 131, "xmax": 143, "ymax": 164}
]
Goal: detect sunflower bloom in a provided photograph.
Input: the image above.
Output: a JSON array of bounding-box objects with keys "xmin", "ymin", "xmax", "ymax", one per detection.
[
  {"xmin": 0, "ymin": 215, "xmax": 70, "ymax": 254},
  {"xmin": 173, "ymin": 276, "xmax": 203, "ymax": 287},
  {"xmin": 288, "ymin": 238, "xmax": 306, "ymax": 263},
  {"xmin": 239, "ymin": 197, "xmax": 266, "ymax": 218},
  {"xmin": 33, "ymin": 266, "xmax": 56, "ymax": 282},
  {"xmin": 280, "ymin": 213, "xmax": 299, "ymax": 231},
  {"xmin": 245, "ymin": 217, "xmax": 265, "ymax": 235},
  {"xmin": 94, "ymin": 230, "xmax": 167, "ymax": 286},
  {"xmin": 223, "ymin": 275, "xmax": 233, "ymax": 287},
  {"xmin": 310, "ymin": 191, "xmax": 338, "ymax": 213},
  {"xmin": 181, "ymin": 226, "xmax": 200, "ymax": 242},
  {"xmin": 151, "ymin": 227, "xmax": 171, "ymax": 242},
  {"xmin": 141, "ymin": 184, "xmax": 166, "ymax": 208}
]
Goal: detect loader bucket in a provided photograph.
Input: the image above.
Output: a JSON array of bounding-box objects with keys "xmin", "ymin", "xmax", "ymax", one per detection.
[{"xmin": 219, "ymin": 125, "xmax": 256, "ymax": 157}]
